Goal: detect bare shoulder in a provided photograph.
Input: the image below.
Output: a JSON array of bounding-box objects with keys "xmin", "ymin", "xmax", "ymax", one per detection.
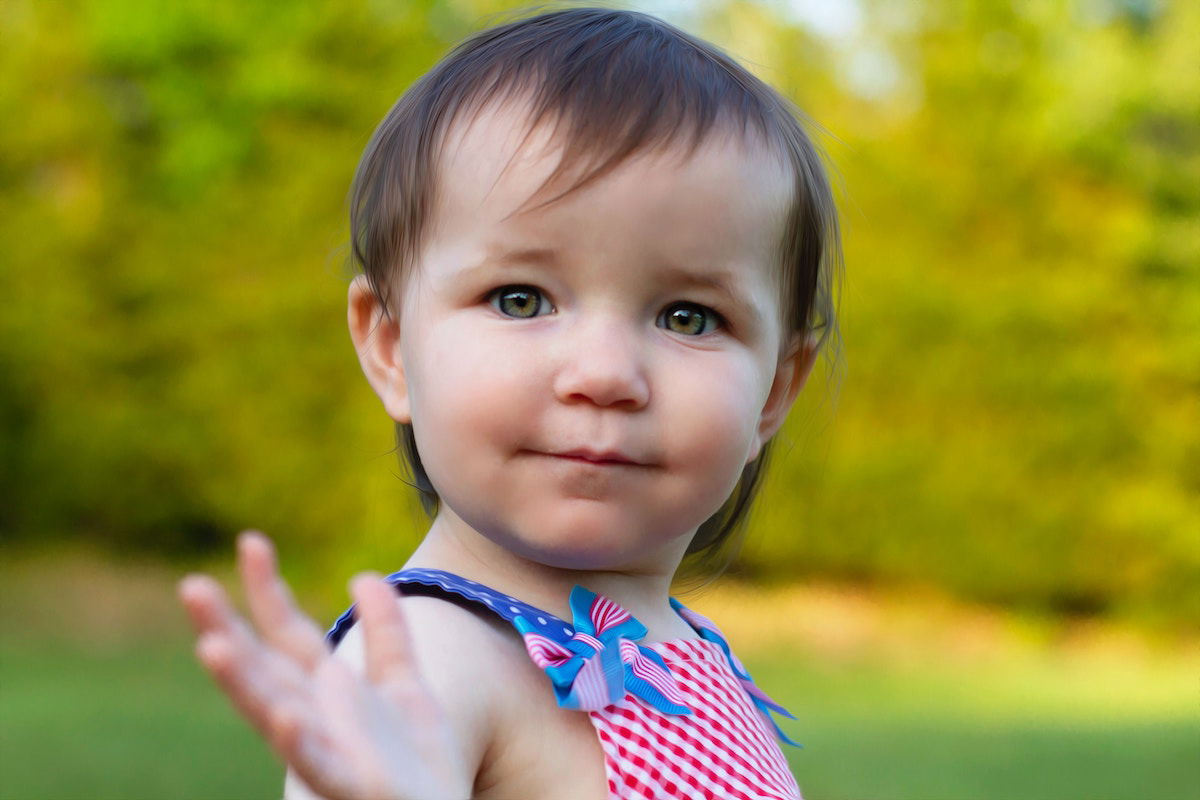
[{"xmin": 283, "ymin": 591, "xmax": 526, "ymax": 800}]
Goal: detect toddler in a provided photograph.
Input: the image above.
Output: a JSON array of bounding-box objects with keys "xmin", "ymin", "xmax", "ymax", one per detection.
[{"xmin": 179, "ymin": 6, "xmax": 841, "ymax": 800}]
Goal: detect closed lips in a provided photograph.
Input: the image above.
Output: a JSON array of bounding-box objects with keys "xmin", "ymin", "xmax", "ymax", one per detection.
[{"xmin": 549, "ymin": 449, "xmax": 646, "ymax": 465}]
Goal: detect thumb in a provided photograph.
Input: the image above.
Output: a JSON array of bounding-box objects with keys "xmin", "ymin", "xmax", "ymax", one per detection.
[{"xmin": 351, "ymin": 574, "xmax": 420, "ymax": 687}]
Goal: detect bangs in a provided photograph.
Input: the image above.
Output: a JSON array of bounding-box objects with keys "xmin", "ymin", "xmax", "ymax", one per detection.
[{"xmin": 438, "ymin": 10, "xmax": 784, "ymax": 215}]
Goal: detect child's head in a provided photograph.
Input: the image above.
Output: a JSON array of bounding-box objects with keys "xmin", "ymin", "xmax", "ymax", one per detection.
[{"xmin": 347, "ymin": 6, "xmax": 841, "ymax": 587}]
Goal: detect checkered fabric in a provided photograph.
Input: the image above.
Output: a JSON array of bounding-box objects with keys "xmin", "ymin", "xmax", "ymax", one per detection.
[{"xmin": 590, "ymin": 637, "xmax": 801, "ymax": 799}]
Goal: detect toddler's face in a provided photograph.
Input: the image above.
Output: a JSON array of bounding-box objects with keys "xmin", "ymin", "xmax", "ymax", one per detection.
[{"xmin": 362, "ymin": 100, "xmax": 812, "ymax": 572}]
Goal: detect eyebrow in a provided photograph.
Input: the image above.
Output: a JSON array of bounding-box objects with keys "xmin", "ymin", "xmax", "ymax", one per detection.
[
  {"xmin": 491, "ymin": 246, "xmax": 562, "ymax": 267},
  {"xmin": 445, "ymin": 246, "xmax": 558, "ymax": 289}
]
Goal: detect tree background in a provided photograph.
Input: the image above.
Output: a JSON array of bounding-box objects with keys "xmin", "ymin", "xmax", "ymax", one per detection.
[{"xmin": 1, "ymin": 0, "xmax": 1197, "ymax": 627}]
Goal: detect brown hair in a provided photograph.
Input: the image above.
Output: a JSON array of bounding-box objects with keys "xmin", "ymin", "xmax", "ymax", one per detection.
[{"xmin": 349, "ymin": 5, "xmax": 842, "ymax": 591}]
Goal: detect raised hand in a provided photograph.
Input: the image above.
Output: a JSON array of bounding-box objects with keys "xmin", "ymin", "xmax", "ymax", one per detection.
[{"xmin": 178, "ymin": 531, "xmax": 470, "ymax": 800}]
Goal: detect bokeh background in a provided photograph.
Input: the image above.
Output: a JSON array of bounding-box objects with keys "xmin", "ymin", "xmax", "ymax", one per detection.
[{"xmin": 1, "ymin": 0, "xmax": 1197, "ymax": 798}]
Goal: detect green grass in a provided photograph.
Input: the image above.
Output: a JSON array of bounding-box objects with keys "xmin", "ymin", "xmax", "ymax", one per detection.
[
  {"xmin": 2, "ymin": 637, "xmax": 1197, "ymax": 800},
  {"xmin": 755, "ymin": 653, "xmax": 1200, "ymax": 800},
  {"xmin": 0, "ymin": 639, "xmax": 281, "ymax": 800}
]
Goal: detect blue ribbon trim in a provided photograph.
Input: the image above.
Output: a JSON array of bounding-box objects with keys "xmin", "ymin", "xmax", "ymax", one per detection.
[{"xmin": 670, "ymin": 597, "xmax": 803, "ymax": 748}]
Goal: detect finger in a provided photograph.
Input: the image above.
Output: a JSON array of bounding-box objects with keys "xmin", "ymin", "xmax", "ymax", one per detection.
[
  {"xmin": 278, "ymin": 693, "xmax": 378, "ymax": 800},
  {"xmin": 196, "ymin": 629, "xmax": 313, "ymax": 750},
  {"xmin": 271, "ymin": 704, "xmax": 358, "ymax": 800},
  {"xmin": 179, "ymin": 573, "xmax": 282, "ymax": 673},
  {"xmin": 312, "ymin": 654, "xmax": 455, "ymax": 800},
  {"xmin": 307, "ymin": 656, "xmax": 405, "ymax": 799},
  {"xmin": 179, "ymin": 573, "xmax": 245, "ymax": 636},
  {"xmin": 237, "ymin": 531, "xmax": 328, "ymax": 670},
  {"xmin": 181, "ymin": 572, "xmax": 307, "ymax": 689},
  {"xmin": 264, "ymin": 696, "xmax": 359, "ymax": 796},
  {"xmin": 270, "ymin": 700, "xmax": 326, "ymax": 768},
  {"xmin": 351, "ymin": 573, "xmax": 418, "ymax": 687},
  {"xmin": 182, "ymin": 575, "xmax": 313, "ymax": 722},
  {"xmin": 196, "ymin": 630, "xmax": 280, "ymax": 729}
]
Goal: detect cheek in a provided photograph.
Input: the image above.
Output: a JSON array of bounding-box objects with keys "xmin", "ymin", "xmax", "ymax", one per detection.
[
  {"xmin": 661, "ymin": 359, "xmax": 767, "ymax": 477},
  {"xmin": 406, "ymin": 323, "xmax": 541, "ymax": 467}
]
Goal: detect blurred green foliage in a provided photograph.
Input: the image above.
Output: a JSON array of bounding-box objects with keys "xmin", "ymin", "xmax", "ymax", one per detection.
[{"xmin": 1, "ymin": 0, "xmax": 1196, "ymax": 625}]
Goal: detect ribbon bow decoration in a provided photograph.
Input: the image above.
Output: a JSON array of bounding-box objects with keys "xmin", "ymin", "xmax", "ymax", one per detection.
[{"xmin": 513, "ymin": 586, "xmax": 693, "ymax": 715}]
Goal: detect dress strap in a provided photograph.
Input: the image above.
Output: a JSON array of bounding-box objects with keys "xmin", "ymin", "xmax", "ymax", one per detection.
[{"xmin": 324, "ymin": 567, "xmax": 573, "ymax": 648}]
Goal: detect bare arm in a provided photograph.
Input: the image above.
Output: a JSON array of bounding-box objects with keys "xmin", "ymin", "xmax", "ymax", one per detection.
[{"xmin": 179, "ymin": 531, "xmax": 479, "ymax": 800}]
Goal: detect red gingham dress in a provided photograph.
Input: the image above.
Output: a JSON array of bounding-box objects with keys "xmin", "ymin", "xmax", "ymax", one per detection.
[
  {"xmin": 588, "ymin": 635, "xmax": 802, "ymax": 799},
  {"xmin": 327, "ymin": 568, "xmax": 803, "ymax": 800}
]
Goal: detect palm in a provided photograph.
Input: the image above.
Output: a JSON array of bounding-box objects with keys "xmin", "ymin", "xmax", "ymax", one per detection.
[{"xmin": 179, "ymin": 532, "xmax": 467, "ymax": 800}]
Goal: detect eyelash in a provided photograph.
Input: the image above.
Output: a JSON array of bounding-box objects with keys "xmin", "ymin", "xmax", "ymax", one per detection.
[{"xmin": 486, "ymin": 285, "xmax": 725, "ymax": 337}]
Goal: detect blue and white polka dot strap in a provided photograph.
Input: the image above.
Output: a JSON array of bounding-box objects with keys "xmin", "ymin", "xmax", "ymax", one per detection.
[{"xmin": 324, "ymin": 567, "xmax": 576, "ymax": 648}]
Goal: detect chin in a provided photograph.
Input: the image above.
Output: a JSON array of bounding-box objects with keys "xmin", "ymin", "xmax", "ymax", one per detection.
[
  {"xmin": 514, "ymin": 511, "xmax": 686, "ymax": 572},
  {"xmin": 497, "ymin": 516, "xmax": 639, "ymax": 570}
]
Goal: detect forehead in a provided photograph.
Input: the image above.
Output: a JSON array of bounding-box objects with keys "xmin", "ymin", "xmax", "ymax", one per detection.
[{"xmin": 431, "ymin": 98, "xmax": 792, "ymax": 260}]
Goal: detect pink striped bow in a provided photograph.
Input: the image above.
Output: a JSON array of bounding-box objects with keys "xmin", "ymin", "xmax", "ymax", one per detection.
[{"xmin": 513, "ymin": 586, "xmax": 692, "ymax": 715}]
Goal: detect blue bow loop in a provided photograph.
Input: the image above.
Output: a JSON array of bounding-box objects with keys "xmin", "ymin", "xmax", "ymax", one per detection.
[{"xmin": 515, "ymin": 586, "xmax": 692, "ymax": 715}]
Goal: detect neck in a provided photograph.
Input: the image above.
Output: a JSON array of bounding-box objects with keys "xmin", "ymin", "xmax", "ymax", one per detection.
[{"xmin": 401, "ymin": 508, "xmax": 699, "ymax": 640}]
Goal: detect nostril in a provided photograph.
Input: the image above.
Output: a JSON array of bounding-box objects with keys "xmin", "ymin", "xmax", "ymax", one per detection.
[
  {"xmin": 554, "ymin": 369, "xmax": 650, "ymax": 409},
  {"xmin": 551, "ymin": 327, "xmax": 651, "ymax": 407}
]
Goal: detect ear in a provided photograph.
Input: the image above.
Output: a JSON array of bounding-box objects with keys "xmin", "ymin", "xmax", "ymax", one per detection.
[
  {"xmin": 747, "ymin": 332, "xmax": 820, "ymax": 464},
  {"xmin": 347, "ymin": 275, "xmax": 411, "ymax": 424}
]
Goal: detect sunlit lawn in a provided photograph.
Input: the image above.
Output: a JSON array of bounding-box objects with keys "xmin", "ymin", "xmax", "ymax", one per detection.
[
  {"xmin": 2, "ymin": 550, "xmax": 1197, "ymax": 800},
  {"xmin": 766, "ymin": 655, "xmax": 1200, "ymax": 800}
]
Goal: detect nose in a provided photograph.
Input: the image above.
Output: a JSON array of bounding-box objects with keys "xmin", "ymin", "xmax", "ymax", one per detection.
[{"xmin": 552, "ymin": 317, "xmax": 650, "ymax": 409}]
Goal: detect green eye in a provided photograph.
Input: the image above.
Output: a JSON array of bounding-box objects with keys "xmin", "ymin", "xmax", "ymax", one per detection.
[
  {"xmin": 490, "ymin": 286, "xmax": 550, "ymax": 318},
  {"xmin": 659, "ymin": 303, "xmax": 720, "ymax": 336}
]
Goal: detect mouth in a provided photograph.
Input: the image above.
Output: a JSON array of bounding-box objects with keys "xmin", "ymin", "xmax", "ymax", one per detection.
[{"xmin": 541, "ymin": 448, "xmax": 649, "ymax": 467}]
